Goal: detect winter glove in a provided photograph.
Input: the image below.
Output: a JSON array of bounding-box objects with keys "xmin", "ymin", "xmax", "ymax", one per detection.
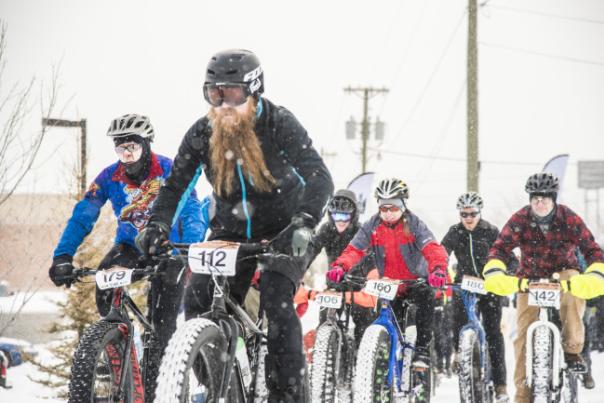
[
  {"xmin": 290, "ymin": 212, "xmax": 315, "ymax": 257},
  {"xmin": 49, "ymin": 255, "xmax": 75, "ymax": 288},
  {"xmin": 483, "ymin": 259, "xmax": 528, "ymax": 296},
  {"xmin": 326, "ymin": 266, "xmax": 345, "ymax": 283},
  {"xmin": 561, "ymin": 262, "xmax": 604, "ymax": 300},
  {"xmin": 428, "ymin": 266, "xmax": 447, "ymax": 288},
  {"xmin": 134, "ymin": 221, "xmax": 171, "ymax": 256}
]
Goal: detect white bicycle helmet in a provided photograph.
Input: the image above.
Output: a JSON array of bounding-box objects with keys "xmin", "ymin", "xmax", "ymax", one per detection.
[
  {"xmin": 107, "ymin": 114, "xmax": 155, "ymax": 141},
  {"xmin": 456, "ymin": 192, "xmax": 484, "ymax": 210},
  {"xmin": 374, "ymin": 178, "xmax": 409, "ymax": 201}
]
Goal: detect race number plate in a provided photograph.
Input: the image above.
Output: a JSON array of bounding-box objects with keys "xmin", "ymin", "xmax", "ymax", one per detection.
[
  {"xmin": 363, "ymin": 279, "xmax": 399, "ymax": 300},
  {"xmin": 315, "ymin": 292, "xmax": 343, "ymax": 309},
  {"xmin": 528, "ymin": 283, "xmax": 561, "ymax": 309},
  {"xmin": 188, "ymin": 240, "xmax": 240, "ymax": 276},
  {"xmin": 96, "ymin": 267, "xmax": 134, "ymax": 290},
  {"xmin": 461, "ymin": 275, "xmax": 487, "ymax": 295}
]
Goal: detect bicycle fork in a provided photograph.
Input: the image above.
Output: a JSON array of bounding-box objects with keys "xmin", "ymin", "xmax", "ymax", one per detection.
[{"xmin": 525, "ymin": 308, "xmax": 563, "ymax": 390}]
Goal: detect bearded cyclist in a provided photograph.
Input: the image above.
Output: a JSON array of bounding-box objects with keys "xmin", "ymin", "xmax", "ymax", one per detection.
[
  {"xmin": 135, "ymin": 49, "xmax": 334, "ymax": 402},
  {"xmin": 327, "ymin": 178, "xmax": 448, "ymax": 369},
  {"xmin": 482, "ymin": 172, "xmax": 604, "ymax": 403}
]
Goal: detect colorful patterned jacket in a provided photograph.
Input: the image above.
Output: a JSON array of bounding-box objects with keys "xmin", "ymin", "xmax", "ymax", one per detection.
[
  {"xmin": 487, "ymin": 204, "xmax": 604, "ymax": 278},
  {"xmin": 53, "ymin": 153, "xmax": 204, "ymax": 258},
  {"xmin": 333, "ymin": 211, "xmax": 448, "ymax": 279}
]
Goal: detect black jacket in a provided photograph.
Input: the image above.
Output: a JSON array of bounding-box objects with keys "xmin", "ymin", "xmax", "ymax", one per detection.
[
  {"xmin": 441, "ymin": 219, "xmax": 518, "ymax": 283},
  {"xmin": 150, "ymin": 98, "xmax": 334, "ymax": 240}
]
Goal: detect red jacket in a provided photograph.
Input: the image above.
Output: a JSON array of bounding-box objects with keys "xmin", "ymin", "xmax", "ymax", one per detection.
[{"xmin": 333, "ymin": 212, "xmax": 448, "ymax": 280}]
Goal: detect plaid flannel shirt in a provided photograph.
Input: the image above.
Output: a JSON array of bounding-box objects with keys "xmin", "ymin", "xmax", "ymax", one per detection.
[{"xmin": 488, "ymin": 204, "xmax": 604, "ymax": 278}]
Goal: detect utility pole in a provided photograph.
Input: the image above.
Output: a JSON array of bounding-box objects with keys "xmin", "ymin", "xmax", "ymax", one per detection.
[
  {"xmin": 467, "ymin": 0, "xmax": 479, "ymax": 192},
  {"xmin": 344, "ymin": 86, "xmax": 389, "ymax": 173},
  {"xmin": 42, "ymin": 118, "xmax": 87, "ymax": 198}
]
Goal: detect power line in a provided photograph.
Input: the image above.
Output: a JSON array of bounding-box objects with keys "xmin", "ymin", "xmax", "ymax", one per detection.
[
  {"xmin": 480, "ymin": 41, "xmax": 604, "ymax": 68},
  {"xmin": 488, "ymin": 4, "xmax": 604, "ymax": 26},
  {"xmin": 386, "ymin": 9, "xmax": 467, "ymax": 149}
]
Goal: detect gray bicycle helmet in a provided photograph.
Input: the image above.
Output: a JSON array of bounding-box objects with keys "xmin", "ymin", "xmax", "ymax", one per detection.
[
  {"xmin": 374, "ymin": 178, "xmax": 409, "ymax": 200},
  {"xmin": 525, "ymin": 172, "xmax": 559, "ymax": 194},
  {"xmin": 106, "ymin": 114, "xmax": 154, "ymax": 141},
  {"xmin": 456, "ymin": 192, "xmax": 484, "ymax": 210}
]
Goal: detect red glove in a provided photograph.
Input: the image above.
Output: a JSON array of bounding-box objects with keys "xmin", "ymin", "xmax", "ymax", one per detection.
[
  {"xmin": 396, "ymin": 283, "xmax": 408, "ymax": 296},
  {"xmin": 428, "ymin": 266, "xmax": 447, "ymax": 288},
  {"xmin": 326, "ymin": 266, "xmax": 345, "ymax": 283}
]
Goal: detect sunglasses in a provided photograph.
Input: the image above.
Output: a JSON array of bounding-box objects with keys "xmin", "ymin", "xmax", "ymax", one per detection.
[
  {"xmin": 203, "ymin": 83, "xmax": 251, "ymax": 107},
  {"xmin": 379, "ymin": 205, "xmax": 401, "ymax": 213},
  {"xmin": 530, "ymin": 195, "xmax": 552, "ymax": 204},
  {"xmin": 460, "ymin": 211, "xmax": 479, "ymax": 218},
  {"xmin": 115, "ymin": 142, "xmax": 142, "ymax": 154},
  {"xmin": 331, "ymin": 212, "xmax": 352, "ymax": 222}
]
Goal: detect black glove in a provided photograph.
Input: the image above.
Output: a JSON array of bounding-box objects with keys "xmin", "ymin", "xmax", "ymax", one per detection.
[
  {"xmin": 49, "ymin": 255, "xmax": 75, "ymax": 288},
  {"xmin": 135, "ymin": 221, "xmax": 170, "ymax": 256},
  {"xmin": 273, "ymin": 212, "xmax": 316, "ymax": 257}
]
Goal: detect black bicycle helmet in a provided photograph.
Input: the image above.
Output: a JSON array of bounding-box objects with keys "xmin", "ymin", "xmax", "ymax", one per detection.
[{"xmin": 205, "ymin": 49, "xmax": 264, "ymax": 96}]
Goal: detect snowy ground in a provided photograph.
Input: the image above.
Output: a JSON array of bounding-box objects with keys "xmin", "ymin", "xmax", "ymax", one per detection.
[{"xmin": 1, "ymin": 295, "xmax": 603, "ymax": 402}]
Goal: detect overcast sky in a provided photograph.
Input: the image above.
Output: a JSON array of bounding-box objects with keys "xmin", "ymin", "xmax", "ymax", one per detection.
[{"xmin": 2, "ymin": 0, "xmax": 604, "ymax": 238}]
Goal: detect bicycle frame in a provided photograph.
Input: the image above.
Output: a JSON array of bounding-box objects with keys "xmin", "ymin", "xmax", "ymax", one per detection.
[
  {"xmin": 371, "ymin": 298, "xmax": 414, "ymax": 393},
  {"xmin": 190, "ymin": 260, "xmax": 268, "ymax": 402},
  {"xmin": 457, "ymin": 288, "xmax": 491, "ymax": 382},
  {"xmin": 73, "ymin": 266, "xmax": 158, "ymax": 402}
]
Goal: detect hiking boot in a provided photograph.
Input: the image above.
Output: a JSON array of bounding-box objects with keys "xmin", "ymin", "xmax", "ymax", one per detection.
[
  {"xmin": 412, "ymin": 346, "xmax": 430, "ymax": 370},
  {"xmin": 564, "ymin": 353, "xmax": 587, "ymax": 374},
  {"xmin": 495, "ymin": 384, "xmax": 509, "ymax": 403},
  {"xmin": 583, "ymin": 372, "xmax": 595, "ymax": 389}
]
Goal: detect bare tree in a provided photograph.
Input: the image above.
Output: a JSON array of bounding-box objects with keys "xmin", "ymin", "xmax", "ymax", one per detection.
[{"xmin": 0, "ymin": 20, "xmax": 61, "ymax": 206}]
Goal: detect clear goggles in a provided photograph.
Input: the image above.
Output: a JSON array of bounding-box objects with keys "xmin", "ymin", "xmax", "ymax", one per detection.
[
  {"xmin": 115, "ymin": 142, "xmax": 142, "ymax": 154},
  {"xmin": 203, "ymin": 83, "xmax": 251, "ymax": 107}
]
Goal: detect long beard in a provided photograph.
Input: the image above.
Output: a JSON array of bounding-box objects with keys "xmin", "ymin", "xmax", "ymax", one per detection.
[{"xmin": 208, "ymin": 99, "xmax": 276, "ymax": 197}]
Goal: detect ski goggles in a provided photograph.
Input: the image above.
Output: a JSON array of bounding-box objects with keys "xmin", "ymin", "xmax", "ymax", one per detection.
[
  {"xmin": 203, "ymin": 83, "xmax": 251, "ymax": 107},
  {"xmin": 331, "ymin": 212, "xmax": 352, "ymax": 222},
  {"xmin": 115, "ymin": 142, "xmax": 142, "ymax": 154}
]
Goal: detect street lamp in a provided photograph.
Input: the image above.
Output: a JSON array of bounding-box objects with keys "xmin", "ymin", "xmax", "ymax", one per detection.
[{"xmin": 41, "ymin": 118, "xmax": 87, "ymax": 198}]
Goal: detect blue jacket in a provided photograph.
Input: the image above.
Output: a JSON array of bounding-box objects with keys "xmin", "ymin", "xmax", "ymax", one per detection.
[{"xmin": 54, "ymin": 153, "xmax": 204, "ymax": 257}]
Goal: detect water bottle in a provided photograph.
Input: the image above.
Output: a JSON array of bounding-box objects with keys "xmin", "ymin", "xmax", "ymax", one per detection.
[{"xmin": 235, "ymin": 336, "xmax": 252, "ymax": 389}]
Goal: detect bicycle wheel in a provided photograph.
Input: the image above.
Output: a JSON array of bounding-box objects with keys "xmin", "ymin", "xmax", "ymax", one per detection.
[
  {"xmin": 458, "ymin": 329, "xmax": 485, "ymax": 403},
  {"xmin": 338, "ymin": 334, "xmax": 356, "ymax": 403},
  {"xmin": 153, "ymin": 318, "xmax": 242, "ymax": 403},
  {"xmin": 69, "ymin": 320, "xmax": 139, "ymax": 403},
  {"xmin": 310, "ymin": 324, "xmax": 341, "ymax": 403},
  {"xmin": 142, "ymin": 335, "xmax": 163, "ymax": 403},
  {"xmin": 352, "ymin": 324, "xmax": 393, "ymax": 403},
  {"xmin": 531, "ymin": 326, "xmax": 553, "ymax": 403}
]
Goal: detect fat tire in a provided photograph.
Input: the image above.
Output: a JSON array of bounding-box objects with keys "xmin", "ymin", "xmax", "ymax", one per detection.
[
  {"xmin": 458, "ymin": 329, "xmax": 485, "ymax": 403},
  {"xmin": 310, "ymin": 324, "xmax": 340, "ymax": 403},
  {"xmin": 531, "ymin": 326, "xmax": 553, "ymax": 403},
  {"xmin": 69, "ymin": 320, "xmax": 136, "ymax": 403},
  {"xmin": 352, "ymin": 324, "xmax": 392, "ymax": 403},
  {"xmin": 153, "ymin": 318, "xmax": 241, "ymax": 403}
]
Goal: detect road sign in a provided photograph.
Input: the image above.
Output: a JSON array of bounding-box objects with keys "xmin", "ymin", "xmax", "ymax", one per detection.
[{"xmin": 578, "ymin": 161, "xmax": 604, "ymax": 189}]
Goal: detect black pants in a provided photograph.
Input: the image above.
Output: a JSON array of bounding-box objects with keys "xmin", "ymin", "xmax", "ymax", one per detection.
[
  {"xmin": 95, "ymin": 243, "xmax": 185, "ymax": 354},
  {"xmin": 184, "ymin": 236, "xmax": 308, "ymax": 402},
  {"xmin": 452, "ymin": 291, "xmax": 507, "ymax": 387},
  {"xmin": 391, "ymin": 282, "xmax": 435, "ymax": 350},
  {"xmin": 433, "ymin": 298, "xmax": 453, "ymax": 370}
]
